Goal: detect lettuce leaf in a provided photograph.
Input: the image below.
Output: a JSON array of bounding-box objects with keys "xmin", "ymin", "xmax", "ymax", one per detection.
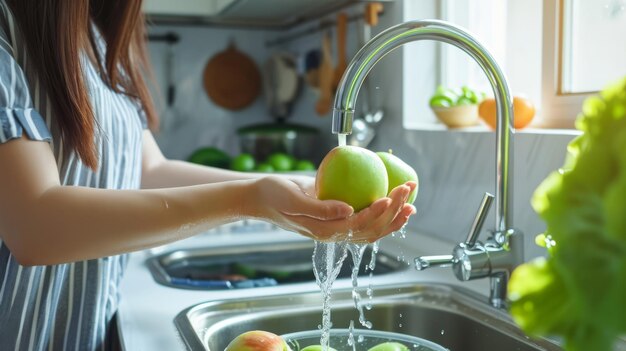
[{"xmin": 508, "ymin": 78, "xmax": 626, "ymax": 351}]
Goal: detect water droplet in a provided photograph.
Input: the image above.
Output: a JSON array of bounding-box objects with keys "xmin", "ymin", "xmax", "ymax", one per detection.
[
  {"xmin": 348, "ymin": 320, "xmax": 355, "ymax": 347},
  {"xmin": 399, "ymin": 323, "xmax": 403, "ymax": 328},
  {"xmin": 441, "ymin": 330, "xmax": 445, "ymax": 335},
  {"xmin": 544, "ymin": 234, "xmax": 557, "ymax": 248}
]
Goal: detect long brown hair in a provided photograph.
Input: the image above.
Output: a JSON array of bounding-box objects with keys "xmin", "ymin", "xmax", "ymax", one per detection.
[{"xmin": 6, "ymin": 0, "xmax": 157, "ymax": 169}]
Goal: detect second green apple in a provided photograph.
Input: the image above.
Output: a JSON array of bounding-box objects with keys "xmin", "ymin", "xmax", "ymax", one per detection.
[{"xmin": 376, "ymin": 151, "xmax": 418, "ymax": 204}]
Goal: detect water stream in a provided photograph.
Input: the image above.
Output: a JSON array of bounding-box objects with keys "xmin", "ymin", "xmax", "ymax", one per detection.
[{"xmin": 312, "ymin": 240, "xmax": 349, "ymax": 350}]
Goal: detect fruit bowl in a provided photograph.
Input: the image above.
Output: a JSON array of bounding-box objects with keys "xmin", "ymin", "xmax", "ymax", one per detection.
[
  {"xmin": 431, "ymin": 104, "xmax": 479, "ymax": 128},
  {"xmin": 282, "ymin": 329, "xmax": 448, "ymax": 351}
]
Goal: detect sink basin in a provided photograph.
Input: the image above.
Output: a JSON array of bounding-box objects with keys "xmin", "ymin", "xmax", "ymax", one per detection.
[
  {"xmin": 147, "ymin": 240, "xmax": 407, "ymax": 290},
  {"xmin": 174, "ymin": 283, "xmax": 563, "ymax": 350}
]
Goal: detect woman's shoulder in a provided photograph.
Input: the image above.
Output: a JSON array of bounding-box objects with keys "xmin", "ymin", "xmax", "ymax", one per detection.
[{"xmin": 0, "ymin": 1, "xmax": 20, "ymax": 55}]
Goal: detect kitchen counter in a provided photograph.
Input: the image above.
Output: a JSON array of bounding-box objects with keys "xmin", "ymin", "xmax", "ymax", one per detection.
[{"xmin": 117, "ymin": 225, "xmax": 490, "ymax": 351}]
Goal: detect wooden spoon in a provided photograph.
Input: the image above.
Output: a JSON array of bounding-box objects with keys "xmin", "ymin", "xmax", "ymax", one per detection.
[
  {"xmin": 316, "ymin": 33, "xmax": 334, "ymax": 116},
  {"xmin": 332, "ymin": 13, "xmax": 348, "ymax": 91}
]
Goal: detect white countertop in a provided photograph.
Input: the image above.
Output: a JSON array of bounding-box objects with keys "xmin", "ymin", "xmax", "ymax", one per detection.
[{"xmin": 117, "ymin": 225, "xmax": 490, "ymax": 351}]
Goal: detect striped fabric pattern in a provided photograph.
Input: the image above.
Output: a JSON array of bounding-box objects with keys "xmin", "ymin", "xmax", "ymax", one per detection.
[{"xmin": 0, "ymin": 2, "xmax": 146, "ymax": 350}]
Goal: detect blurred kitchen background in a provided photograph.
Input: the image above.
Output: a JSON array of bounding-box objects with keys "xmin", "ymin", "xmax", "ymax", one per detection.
[{"xmin": 143, "ymin": 0, "xmax": 625, "ymax": 260}]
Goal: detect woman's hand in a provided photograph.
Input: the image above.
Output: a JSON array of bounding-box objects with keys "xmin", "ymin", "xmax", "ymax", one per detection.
[{"xmin": 246, "ymin": 176, "xmax": 417, "ymax": 243}]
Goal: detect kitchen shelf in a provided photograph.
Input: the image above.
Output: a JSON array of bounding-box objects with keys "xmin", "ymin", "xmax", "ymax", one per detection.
[{"xmin": 145, "ymin": 0, "xmax": 394, "ymax": 29}]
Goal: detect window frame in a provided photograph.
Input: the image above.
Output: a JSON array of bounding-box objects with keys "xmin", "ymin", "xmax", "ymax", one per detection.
[{"xmin": 540, "ymin": 0, "xmax": 591, "ymax": 128}]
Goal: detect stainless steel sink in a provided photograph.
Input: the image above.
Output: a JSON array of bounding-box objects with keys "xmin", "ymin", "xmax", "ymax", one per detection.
[
  {"xmin": 147, "ymin": 240, "xmax": 407, "ymax": 290},
  {"xmin": 174, "ymin": 283, "xmax": 563, "ymax": 350}
]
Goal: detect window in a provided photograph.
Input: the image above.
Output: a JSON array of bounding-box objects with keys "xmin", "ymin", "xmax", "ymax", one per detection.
[
  {"xmin": 542, "ymin": 0, "xmax": 626, "ymax": 127},
  {"xmin": 560, "ymin": 0, "xmax": 626, "ymax": 93},
  {"xmin": 403, "ymin": 0, "xmax": 623, "ymax": 130}
]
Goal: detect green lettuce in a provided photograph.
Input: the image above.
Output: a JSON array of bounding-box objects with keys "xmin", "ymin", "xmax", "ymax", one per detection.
[{"xmin": 508, "ymin": 78, "xmax": 626, "ymax": 351}]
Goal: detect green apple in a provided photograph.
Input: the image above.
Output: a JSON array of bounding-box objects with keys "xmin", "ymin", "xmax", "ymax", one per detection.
[
  {"xmin": 368, "ymin": 342, "xmax": 409, "ymax": 351},
  {"xmin": 231, "ymin": 154, "xmax": 256, "ymax": 172},
  {"xmin": 316, "ymin": 145, "xmax": 388, "ymax": 212},
  {"xmin": 188, "ymin": 147, "xmax": 231, "ymax": 169},
  {"xmin": 300, "ymin": 345, "xmax": 337, "ymax": 351},
  {"xmin": 268, "ymin": 153, "xmax": 296, "ymax": 172},
  {"xmin": 225, "ymin": 330, "xmax": 291, "ymax": 351},
  {"xmin": 294, "ymin": 160, "xmax": 316, "ymax": 171},
  {"xmin": 255, "ymin": 163, "xmax": 275, "ymax": 172},
  {"xmin": 376, "ymin": 151, "xmax": 418, "ymax": 204}
]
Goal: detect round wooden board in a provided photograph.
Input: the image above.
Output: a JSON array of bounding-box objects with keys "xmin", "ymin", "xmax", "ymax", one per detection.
[{"xmin": 203, "ymin": 43, "xmax": 262, "ymax": 111}]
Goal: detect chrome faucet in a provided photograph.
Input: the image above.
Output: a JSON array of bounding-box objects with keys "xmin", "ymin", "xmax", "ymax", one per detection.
[{"xmin": 331, "ymin": 20, "xmax": 522, "ymax": 308}]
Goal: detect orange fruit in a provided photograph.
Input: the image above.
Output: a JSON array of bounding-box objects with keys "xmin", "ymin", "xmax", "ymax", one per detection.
[{"xmin": 478, "ymin": 96, "xmax": 536, "ymax": 130}]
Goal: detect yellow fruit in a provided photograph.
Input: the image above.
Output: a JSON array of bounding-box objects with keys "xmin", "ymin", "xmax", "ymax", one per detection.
[{"xmin": 478, "ymin": 96, "xmax": 535, "ymax": 130}]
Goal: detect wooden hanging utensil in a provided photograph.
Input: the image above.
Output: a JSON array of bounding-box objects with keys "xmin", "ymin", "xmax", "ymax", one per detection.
[
  {"xmin": 365, "ymin": 2, "xmax": 384, "ymax": 27},
  {"xmin": 315, "ymin": 32, "xmax": 334, "ymax": 116},
  {"xmin": 332, "ymin": 12, "xmax": 348, "ymax": 92}
]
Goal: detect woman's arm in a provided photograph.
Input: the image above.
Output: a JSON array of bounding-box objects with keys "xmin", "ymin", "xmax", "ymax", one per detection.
[
  {"xmin": 0, "ymin": 136, "xmax": 415, "ymax": 266},
  {"xmin": 141, "ymin": 131, "xmax": 266, "ymax": 188},
  {"xmin": 140, "ymin": 130, "xmax": 417, "ymax": 241}
]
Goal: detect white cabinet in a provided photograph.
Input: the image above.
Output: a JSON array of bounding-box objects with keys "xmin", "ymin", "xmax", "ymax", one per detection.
[
  {"xmin": 143, "ymin": 0, "xmax": 393, "ymax": 28},
  {"xmin": 143, "ymin": 0, "xmax": 235, "ymax": 17}
]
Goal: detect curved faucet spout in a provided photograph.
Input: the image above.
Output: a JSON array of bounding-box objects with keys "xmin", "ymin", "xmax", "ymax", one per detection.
[{"xmin": 332, "ymin": 19, "xmax": 514, "ymax": 233}]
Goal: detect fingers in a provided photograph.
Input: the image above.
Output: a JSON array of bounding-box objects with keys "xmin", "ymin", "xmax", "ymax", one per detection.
[
  {"xmin": 269, "ymin": 177, "xmax": 353, "ymax": 220},
  {"xmin": 404, "ymin": 181, "xmax": 417, "ymax": 195},
  {"xmin": 282, "ymin": 197, "xmax": 390, "ymax": 241},
  {"xmin": 349, "ymin": 184, "xmax": 417, "ymax": 243},
  {"xmin": 280, "ymin": 180, "xmax": 418, "ymax": 242},
  {"xmin": 386, "ymin": 204, "xmax": 417, "ymax": 233},
  {"xmin": 282, "ymin": 191, "xmax": 354, "ymax": 220}
]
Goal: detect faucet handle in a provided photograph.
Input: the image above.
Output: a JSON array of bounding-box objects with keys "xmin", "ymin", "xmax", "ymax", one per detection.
[
  {"xmin": 465, "ymin": 192, "xmax": 494, "ymax": 247},
  {"xmin": 415, "ymin": 255, "xmax": 454, "ymax": 271}
]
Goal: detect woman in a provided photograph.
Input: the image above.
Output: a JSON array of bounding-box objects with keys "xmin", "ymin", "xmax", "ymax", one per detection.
[{"xmin": 0, "ymin": 0, "xmax": 416, "ymax": 350}]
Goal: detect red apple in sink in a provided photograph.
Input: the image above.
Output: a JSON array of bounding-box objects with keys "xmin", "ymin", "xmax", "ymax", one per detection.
[{"xmin": 225, "ymin": 330, "xmax": 291, "ymax": 351}]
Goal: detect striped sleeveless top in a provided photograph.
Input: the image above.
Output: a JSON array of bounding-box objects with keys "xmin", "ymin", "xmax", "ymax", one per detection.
[{"xmin": 0, "ymin": 2, "xmax": 146, "ymax": 350}]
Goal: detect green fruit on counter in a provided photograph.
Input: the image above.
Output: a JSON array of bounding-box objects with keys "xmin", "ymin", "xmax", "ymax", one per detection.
[
  {"xmin": 429, "ymin": 85, "xmax": 458, "ymax": 107},
  {"xmin": 368, "ymin": 342, "xmax": 409, "ymax": 351},
  {"xmin": 301, "ymin": 345, "xmax": 337, "ymax": 351},
  {"xmin": 188, "ymin": 147, "xmax": 231, "ymax": 169},
  {"xmin": 455, "ymin": 96, "xmax": 474, "ymax": 106},
  {"xmin": 268, "ymin": 153, "xmax": 296, "ymax": 172},
  {"xmin": 294, "ymin": 160, "xmax": 316, "ymax": 171},
  {"xmin": 429, "ymin": 95, "xmax": 453, "ymax": 108},
  {"xmin": 316, "ymin": 145, "xmax": 388, "ymax": 212},
  {"xmin": 376, "ymin": 151, "xmax": 418, "ymax": 204},
  {"xmin": 255, "ymin": 163, "xmax": 275, "ymax": 172},
  {"xmin": 230, "ymin": 153, "xmax": 256, "ymax": 172}
]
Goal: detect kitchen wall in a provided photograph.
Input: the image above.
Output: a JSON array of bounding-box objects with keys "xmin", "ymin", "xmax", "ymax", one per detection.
[
  {"xmin": 147, "ymin": 0, "xmax": 578, "ymax": 260},
  {"xmin": 146, "ymin": 26, "xmax": 272, "ymax": 160},
  {"xmin": 146, "ymin": 23, "xmax": 355, "ymax": 162}
]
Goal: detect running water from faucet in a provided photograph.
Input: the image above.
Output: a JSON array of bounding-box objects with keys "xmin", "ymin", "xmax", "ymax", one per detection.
[{"xmin": 338, "ymin": 134, "xmax": 347, "ymax": 147}]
